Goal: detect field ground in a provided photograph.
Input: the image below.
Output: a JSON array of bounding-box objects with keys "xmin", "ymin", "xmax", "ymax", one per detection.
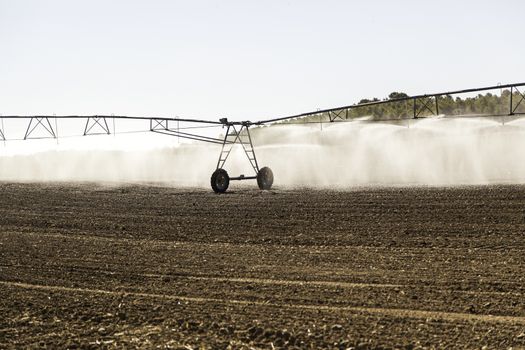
[{"xmin": 1, "ymin": 183, "xmax": 525, "ymax": 349}]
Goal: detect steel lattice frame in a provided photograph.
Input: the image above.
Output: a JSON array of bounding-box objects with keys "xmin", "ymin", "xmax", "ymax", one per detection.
[
  {"xmin": 84, "ymin": 117, "xmax": 110, "ymax": 135},
  {"xmin": 24, "ymin": 117, "xmax": 57, "ymax": 140}
]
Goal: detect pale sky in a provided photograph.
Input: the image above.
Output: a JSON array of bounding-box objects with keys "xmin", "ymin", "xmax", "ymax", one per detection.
[{"xmin": 1, "ymin": 0, "xmax": 524, "ymax": 122}]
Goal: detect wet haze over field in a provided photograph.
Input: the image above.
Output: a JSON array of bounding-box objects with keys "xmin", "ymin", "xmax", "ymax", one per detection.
[{"xmin": 1, "ymin": 116, "xmax": 525, "ymax": 187}]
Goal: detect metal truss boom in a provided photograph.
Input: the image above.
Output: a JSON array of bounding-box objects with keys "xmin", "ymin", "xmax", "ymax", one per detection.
[
  {"xmin": 257, "ymin": 82, "xmax": 525, "ymax": 124},
  {"xmin": 0, "ymin": 115, "xmax": 224, "ymax": 143},
  {"xmin": 1, "ymin": 82, "xmax": 524, "ymax": 142},
  {"xmin": 0, "ymin": 115, "xmax": 222, "ymax": 124}
]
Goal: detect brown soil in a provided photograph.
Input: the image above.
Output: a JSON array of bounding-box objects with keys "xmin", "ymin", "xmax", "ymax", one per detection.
[{"xmin": 1, "ymin": 183, "xmax": 525, "ymax": 349}]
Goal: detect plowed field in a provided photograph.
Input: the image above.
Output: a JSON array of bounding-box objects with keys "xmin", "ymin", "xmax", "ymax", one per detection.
[{"xmin": 1, "ymin": 183, "xmax": 525, "ymax": 349}]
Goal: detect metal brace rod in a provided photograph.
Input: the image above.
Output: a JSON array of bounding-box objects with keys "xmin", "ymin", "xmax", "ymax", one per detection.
[
  {"xmin": 511, "ymin": 87, "xmax": 525, "ymax": 115},
  {"xmin": 218, "ymin": 125, "xmax": 243, "ymax": 170},
  {"xmin": 0, "ymin": 118, "xmax": 5, "ymax": 141},
  {"xmin": 151, "ymin": 129, "xmax": 226, "ymax": 144},
  {"xmin": 217, "ymin": 125, "xmax": 231, "ymax": 169},
  {"xmin": 165, "ymin": 128, "xmax": 229, "ymax": 143},
  {"xmin": 236, "ymin": 126, "xmax": 258, "ymax": 173}
]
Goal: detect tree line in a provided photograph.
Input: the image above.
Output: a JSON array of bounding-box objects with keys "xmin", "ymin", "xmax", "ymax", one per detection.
[{"xmin": 279, "ymin": 89, "xmax": 524, "ymax": 124}]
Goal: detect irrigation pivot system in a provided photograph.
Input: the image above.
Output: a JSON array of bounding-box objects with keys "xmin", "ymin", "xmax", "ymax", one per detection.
[{"xmin": 1, "ymin": 82, "xmax": 525, "ymax": 192}]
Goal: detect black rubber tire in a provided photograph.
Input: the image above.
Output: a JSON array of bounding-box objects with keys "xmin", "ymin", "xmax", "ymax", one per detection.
[
  {"xmin": 257, "ymin": 167, "xmax": 274, "ymax": 190},
  {"xmin": 211, "ymin": 168, "xmax": 230, "ymax": 193}
]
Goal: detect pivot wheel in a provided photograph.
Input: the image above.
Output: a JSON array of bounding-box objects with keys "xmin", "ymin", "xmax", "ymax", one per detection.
[
  {"xmin": 211, "ymin": 168, "xmax": 230, "ymax": 193},
  {"xmin": 257, "ymin": 166, "xmax": 274, "ymax": 190}
]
